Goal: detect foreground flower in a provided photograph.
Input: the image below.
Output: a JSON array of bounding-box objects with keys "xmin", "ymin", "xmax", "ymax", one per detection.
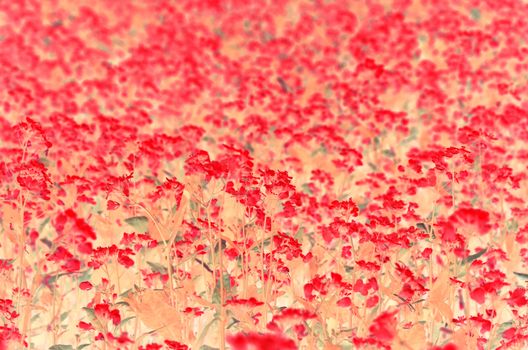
[{"xmin": 227, "ymin": 331, "xmax": 297, "ymax": 350}]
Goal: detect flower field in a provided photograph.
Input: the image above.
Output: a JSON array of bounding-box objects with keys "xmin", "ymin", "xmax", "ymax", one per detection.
[{"xmin": 1, "ymin": 0, "xmax": 528, "ymax": 349}]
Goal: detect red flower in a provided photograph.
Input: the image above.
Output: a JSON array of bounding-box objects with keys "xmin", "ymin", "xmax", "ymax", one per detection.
[
  {"xmin": 354, "ymin": 279, "xmax": 370, "ymax": 296},
  {"xmin": 0, "ymin": 299, "xmax": 19, "ymax": 321},
  {"xmin": 451, "ymin": 208, "xmax": 492, "ymax": 235},
  {"xmin": 470, "ymin": 287, "xmax": 486, "ymax": 304},
  {"xmin": 225, "ymin": 297, "xmax": 264, "ymax": 307},
  {"xmin": 117, "ymin": 249, "xmax": 135, "ymax": 268},
  {"xmin": 366, "ymin": 295, "xmax": 380, "ymax": 308},
  {"xmin": 15, "ymin": 159, "xmax": 52, "ymax": 200},
  {"xmin": 107, "ymin": 332, "xmax": 134, "ymax": 344},
  {"xmin": 149, "ymin": 178, "xmax": 185, "ymax": 205},
  {"xmin": 107, "ymin": 200, "xmax": 120, "ymax": 210},
  {"xmin": 368, "ymin": 310, "xmax": 398, "ymax": 343},
  {"xmin": 94, "ymin": 304, "xmax": 121, "ymax": 326},
  {"xmin": 421, "ymin": 248, "xmax": 433, "ymax": 259},
  {"xmin": 78, "ymin": 321, "xmax": 94, "ymax": 330},
  {"xmin": 79, "ymin": 281, "xmax": 93, "ymax": 291},
  {"xmin": 61, "ymin": 258, "xmax": 81, "ymax": 273},
  {"xmin": 227, "ymin": 332, "xmax": 297, "ymax": 350},
  {"xmin": 304, "ymin": 283, "xmax": 315, "ymax": 301},
  {"xmin": 164, "ymin": 340, "xmax": 189, "ymax": 350},
  {"xmin": 139, "ymin": 344, "xmax": 163, "ymax": 350},
  {"xmin": 506, "ymin": 288, "xmax": 528, "ymax": 308},
  {"xmin": 470, "ymin": 314, "xmax": 492, "ymax": 333},
  {"xmin": 337, "ymin": 297, "xmax": 352, "ymax": 307},
  {"xmin": 272, "ymin": 308, "xmax": 316, "ymax": 323},
  {"xmin": 431, "ymin": 343, "xmax": 458, "ymax": 350}
]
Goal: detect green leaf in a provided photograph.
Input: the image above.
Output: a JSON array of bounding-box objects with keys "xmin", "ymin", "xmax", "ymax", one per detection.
[
  {"xmin": 214, "ymin": 239, "xmax": 228, "ymax": 254},
  {"xmin": 77, "ymin": 269, "xmax": 92, "ymax": 283},
  {"xmin": 200, "ymin": 346, "xmax": 219, "ymax": 350},
  {"xmin": 358, "ymin": 200, "xmax": 369, "ymax": 211},
  {"xmin": 301, "ymin": 183, "xmax": 313, "ymax": 195},
  {"xmin": 120, "ymin": 316, "xmax": 136, "ymax": 325},
  {"xmin": 82, "ymin": 307, "xmax": 95, "ymax": 320},
  {"xmin": 0, "ymin": 259, "xmax": 15, "ymax": 266},
  {"xmin": 514, "ymin": 272, "xmax": 528, "ymax": 280},
  {"xmin": 60, "ymin": 311, "xmax": 70, "ymax": 322},
  {"xmin": 194, "ymin": 317, "xmax": 219, "ymax": 349},
  {"xmin": 77, "ymin": 344, "xmax": 91, "ymax": 350},
  {"xmin": 190, "ymin": 200, "xmax": 198, "ymax": 212},
  {"xmin": 294, "ymin": 227, "xmax": 305, "ymax": 242},
  {"xmin": 49, "ymin": 345, "xmax": 74, "ymax": 350},
  {"xmin": 506, "ymin": 219, "xmax": 519, "ymax": 233},
  {"xmin": 470, "ymin": 8, "xmax": 481, "ymax": 21},
  {"xmin": 401, "ymin": 127, "xmax": 418, "ymax": 145},
  {"xmin": 212, "ymin": 273, "xmax": 232, "ymax": 304},
  {"xmin": 45, "ymin": 273, "xmax": 68, "ymax": 286},
  {"xmin": 382, "ymin": 149, "xmax": 395, "ymax": 158},
  {"xmin": 441, "ymin": 181, "xmax": 453, "ymax": 195},
  {"xmin": 227, "ymin": 318, "xmax": 240, "ymax": 329},
  {"xmin": 416, "ymin": 222, "xmax": 429, "ymax": 232},
  {"xmin": 339, "ymin": 343, "xmax": 354, "ymax": 350},
  {"xmin": 416, "ymin": 222, "xmax": 431, "ymax": 232},
  {"xmin": 202, "ymin": 136, "xmax": 216, "ymax": 143},
  {"xmin": 244, "ymin": 142, "xmax": 254, "ymax": 153},
  {"xmin": 311, "ymin": 144, "xmax": 327, "ymax": 156},
  {"xmin": 39, "ymin": 217, "xmax": 51, "ymax": 232},
  {"xmin": 462, "ymin": 248, "xmax": 487, "ymax": 265},
  {"xmin": 497, "ymin": 321, "xmax": 513, "ymax": 334},
  {"xmin": 416, "ymin": 222, "xmax": 435, "ymax": 239},
  {"xmin": 120, "ymin": 288, "xmax": 133, "ymax": 298},
  {"xmin": 147, "ymin": 261, "xmax": 168, "ymax": 274},
  {"xmin": 489, "ymin": 321, "xmax": 514, "ymax": 349},
  {"xmin": 251, "ymin": 238, "xmax": 270, "ymax": 252},
  {"xmin": 124, "ymin": 216, "xmax": 149, "ymax": 232},
  {"xmin": 41, "ymin": 237, "xmax": 53, "ymax": 248},
  {"xmin": 277, "ymin": 76, "xmax": 290, "ymax": 93}
]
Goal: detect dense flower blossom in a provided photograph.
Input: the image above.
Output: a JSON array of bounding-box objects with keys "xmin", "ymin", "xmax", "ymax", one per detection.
[
  {"xmin": 1, "ymin": 0, "xmax": 528, "ymax": 348},
  {"xmin": 227, "ymin": 331, "xmax": 297, "ymax": 350}
]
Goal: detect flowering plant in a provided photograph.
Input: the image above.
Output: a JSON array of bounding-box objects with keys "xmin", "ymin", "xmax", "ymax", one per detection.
[{"xmin": 1, "ymin": 0, "xmax": 528, "ymax": 349}]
